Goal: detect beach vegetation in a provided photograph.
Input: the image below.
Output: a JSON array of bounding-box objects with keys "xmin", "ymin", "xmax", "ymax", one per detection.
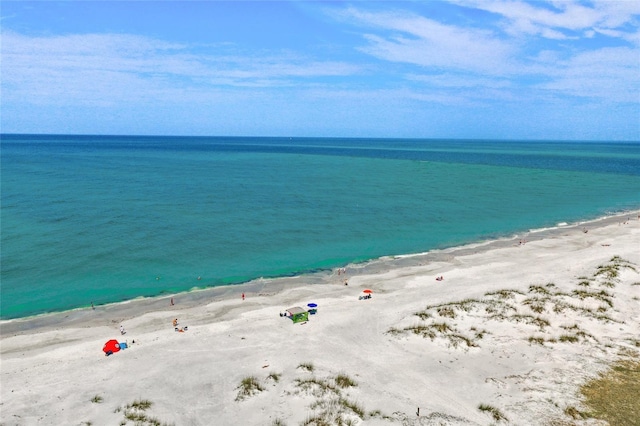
[
  {"xmin": 522, "ymin": 297, "xmax": 547, "ymax": 314},
  {"xmin": 296, "ymin": 377, "xmax": 340, "ymax": 397},
  {"xmin": 437, "ymin": 306, "xmax": 456, "ymax": 318},
  {"xmin": 432, "ymin": 322, "xmax": 452, "ymax": 333},
  {"xmin": 90, "ymin": 395, "xmax": 103, "ymax": 403},
  {"xmin": 408, "ymin": 325, "xmax": 437, "ymax": 339},
  {"xmin": 571, "ymin": 289, "xmax": 614, "ymax": 307},
  {"xmin": 338, "ymin": 397, "xmax": 365, "ymax": 418},
  {"xmin": 235, "ymin": 376, "xmax": 265, "ymax": 401},
  {"xmin": 298, "ymin": 362, "xmax": 315, "ymax": 372},
  {"xmin": 118, "ymin": 398, "xmax": 174, "ymax": 426},
  {"xmin": 528, "ymin": 285, "xmax": 550, "ymax": 295},
  {"xmin": 552, "ymin": 301, "xmax": 569, "ymax": 314},
  {"xmin": 127, "ymin": 399, "xmax": 153, "ymax": 411},
  {"xmin": 485, "ymin": 289, "xmax": 523, "ymax": 299},
  {"xmin": 580, "ymin": 358, "xmax": 640, "ymax": 426},
  {"xmin": 454, "ymin": 298, "xmax": 480, "ymax": 312},
  {"xmin": 368, "ymin": 409, "xmax": 394, "ymax": 421},
  {"xmin": 558, "ymin": 334, "xmax": 579, "ymax": 343},
  {"xmin": 560, "ymin": 323, "xmax": 579, "ymax": 331},
  {"xmin": 368, "ymin": 409, "xmax": 381, "ymax": 417},
  {"xmin": 386, "ymin": 326, "xmax": 403, "ymax": 335},
  {"xmin": 389, "ymin": 324, "xmax": 434, "ymax": 339},
  {"xmin": 267, "ymin": 372, "xmax": 282, "ymax": 383},
  {"xmin": 509, "ymin": 314, "xmax": 550, "ymax": 329},
  {"xmin": 477, "ymin": 403, "xmax": 508, "ymax": 422},
  {"xmin": 300, "ymin": 413, "xmax": 329, "ymax": 426},
  {"xmin": 415, "ymin": 310, "xmax": 432, "ymax": 320},
  {"xmin": 577, "ymin": 276, "xmax": 593, "ymax": 287},
  {"xmin": 302, "ymin": 396, "xmax": 364, "ymax": 425},
  {"xmin": 594, "ymin": 313, "xmax": 618, "ymax": 323},
  {"xmin": 594, "ymin": 256, "xmax": 636, "ymax": 281},
  {"xmin": 471, "ymin": 327, "xmax": 488, "ymax": 339},
  {"xmin": 527, "ymin": 336, "xmax": 545, "ymax": 346},
  {"xmin": 427, "ymin": 299, "xmax": 479, "ymax": 311},
  {"xmin": 563, "ymin": 406, "xmax": 588, "ymax": 420},
  {"xmin": 484, "ymin": 299, "xmax": 517, "ymax": 317},
  {"xmin": 447, "ymin": 333, "xmax": 478, "ymax": 348},
  {"xmin": 334, "ymin": 374, "xmax": 357, "ymax": 388}
]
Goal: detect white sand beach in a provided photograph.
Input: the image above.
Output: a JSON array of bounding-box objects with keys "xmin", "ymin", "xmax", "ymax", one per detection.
[{"xmin": 1, "ymin": 214, "xmax": 639, "ymax": 426}]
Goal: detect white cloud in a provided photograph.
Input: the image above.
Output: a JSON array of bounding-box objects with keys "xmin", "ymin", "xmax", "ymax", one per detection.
[
  {"xmin": 0, "ymin": 31, "xmax": 362, "ymax": 108},
  {"xmin": 338, "ymin": 7, "xmax": 515, "ymax": 74},
  {"xmin": 536, "ymin": 46, "xmax": 640, "ymax": 102},
  {"xmin": 458, "ymin": 0, "xmax": 640, "ymax": 39},
  {"xmin": 333, "ymin": 3, "xmax": 639, "ymax": 104}
]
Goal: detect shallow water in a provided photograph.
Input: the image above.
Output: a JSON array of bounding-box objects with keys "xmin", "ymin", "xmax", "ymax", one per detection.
[{"xmin": 2, "ymin": 135, "xmax": 639, "ymax": 318}]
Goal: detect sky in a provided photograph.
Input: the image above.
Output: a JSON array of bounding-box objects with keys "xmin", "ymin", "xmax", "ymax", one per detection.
[{"xmin": 1, "ymin": 1, "xmax": 639, "ymax": 140}]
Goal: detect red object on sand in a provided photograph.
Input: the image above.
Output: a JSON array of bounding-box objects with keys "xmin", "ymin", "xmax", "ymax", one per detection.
[
  {"xmin": 363, "ymin": 289, "xmax": 373, "ymax": 294},
  {"xmin": 103, "ymin": 339, "xmax": 121, "ymax": 354}
]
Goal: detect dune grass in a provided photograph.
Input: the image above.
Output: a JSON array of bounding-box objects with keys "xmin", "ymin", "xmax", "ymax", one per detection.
[
  {"xmin": 298, "ymin": 362, "xmax": 315, "ymax": 372},
  {"xmin": 579, "ymin": 358, "xmax": 640, "ymax": 426},
  {"xmin": 267, "ymin": 372, "xmax": 282, "ymax": 383},
  {"xmin": 235, "ymin": 376, "xmax": 265, "ymax": 401},
  {"xmin": 478, "ymin": 403, "xmax": 508, "ymax": 422},
  {"xmin": 114, "ymin": 398, "xmax": 174, "ymax": 426}
]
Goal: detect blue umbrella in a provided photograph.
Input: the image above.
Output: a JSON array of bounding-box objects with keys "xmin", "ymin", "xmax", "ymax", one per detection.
[{"xmin": 307, "ymin": 303, "xmax": 317, "ymax": 308}]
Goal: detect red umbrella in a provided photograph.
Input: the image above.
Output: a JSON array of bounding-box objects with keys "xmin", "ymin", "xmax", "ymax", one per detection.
[
  {"xmin": 103, "ymin": 339, "xmax": 121, "ymax": 354},
  {"xmin": 363, "ymin": 289, "xmax": 373, "ymax": 294}
]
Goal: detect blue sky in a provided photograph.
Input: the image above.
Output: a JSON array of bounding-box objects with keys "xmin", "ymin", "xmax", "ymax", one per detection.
[{"xmin": 1, "ymin": 1, "xmax": 639, "ymax": 140}]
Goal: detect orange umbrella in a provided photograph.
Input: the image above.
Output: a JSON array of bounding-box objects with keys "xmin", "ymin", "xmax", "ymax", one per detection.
[{"xmin": 363, "ymin": 289, "xmax": 372, "ymax": 294}]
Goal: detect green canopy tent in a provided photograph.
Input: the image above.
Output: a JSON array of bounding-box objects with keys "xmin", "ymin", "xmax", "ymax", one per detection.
[{"xmin": 286, "ymin": 307, "xmax": 309, "ymax": 323}]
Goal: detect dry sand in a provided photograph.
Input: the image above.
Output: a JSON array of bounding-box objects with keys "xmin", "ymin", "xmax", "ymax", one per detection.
[{"xmin": 1, "ymin": 213, "xmax": 639, "ymax": 426}]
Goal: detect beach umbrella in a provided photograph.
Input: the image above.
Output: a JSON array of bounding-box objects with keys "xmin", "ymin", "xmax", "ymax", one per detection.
[
  {"xmin": 103, "ymin": 339, "xmax": 120, "ymax": 354},
  {"xmin": 362, "ymin": 289, "xmax": 373, "ymax": 294},
  {"xmin": 307, "ymin": 303, "xmax": 318, "ymax": 308}
]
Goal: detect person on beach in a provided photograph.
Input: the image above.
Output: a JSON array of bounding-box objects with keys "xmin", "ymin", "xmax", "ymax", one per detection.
[
  {"xmin": 170, "ymin": 297, "xmax": 174, "ymax": 306},
  {"xmin": 173, "ymin": 318, "xmax": 178, "ymax": 327},
  {"xmin": 91, "ymin": 302, "xmax": 94, "ymax": 310},
  {"xmin": 120, "ymin": 325, "xmax": 126, "ymax": 335},
  {"xmin": 242, "ymin": 293, "xmax": 245, "ymax": 300}
]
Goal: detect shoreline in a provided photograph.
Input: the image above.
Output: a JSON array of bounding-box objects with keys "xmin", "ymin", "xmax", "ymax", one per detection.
[
  {"xmin": 1, "ymin": 210, "xmax": 639, "ymax": 425},
  {"xmin": 2, "ymin": 209, "xmax": 637, "ymax": 336}
]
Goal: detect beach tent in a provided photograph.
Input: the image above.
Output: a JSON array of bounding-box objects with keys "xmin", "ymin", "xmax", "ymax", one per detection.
[
  {"xmin": 286, "ymin": 307, "xmax": 309, "ymax": 323},
  {"xmin": 103, "ymin": 339, "xmax": 120, "ymax": 355}
]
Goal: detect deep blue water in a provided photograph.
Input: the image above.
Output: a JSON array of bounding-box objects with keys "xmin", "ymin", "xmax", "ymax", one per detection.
[{"xmin": 2, "ymin": 135, "xmax": 639, "ymax": 319}]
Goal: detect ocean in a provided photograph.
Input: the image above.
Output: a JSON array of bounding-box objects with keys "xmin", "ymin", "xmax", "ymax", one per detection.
[{"xmin": 2, "ymin": 135, "xmax": 639, "ymax": 319}]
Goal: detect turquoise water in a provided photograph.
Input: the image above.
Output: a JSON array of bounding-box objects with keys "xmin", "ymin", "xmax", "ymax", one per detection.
[{"xmin": 2, "ymin": 135, "xmax": 639, "ymax": 319}]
